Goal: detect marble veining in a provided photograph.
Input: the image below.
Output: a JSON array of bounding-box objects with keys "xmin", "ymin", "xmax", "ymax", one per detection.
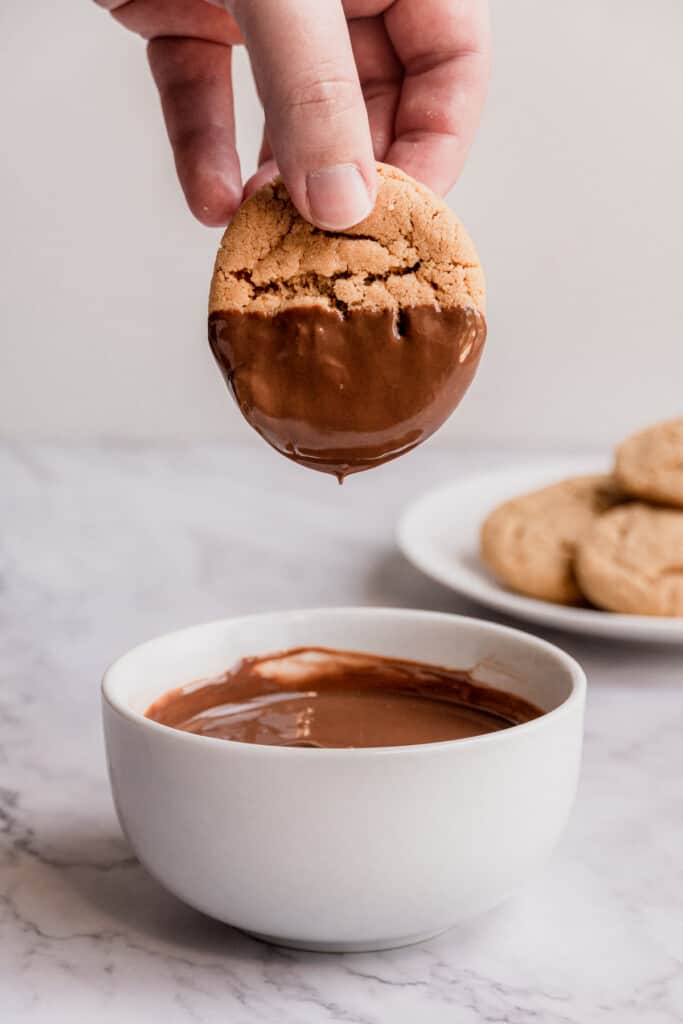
[{"xmin": 1, "ymin": 443, "xmax": 682, "ymax": 1023}]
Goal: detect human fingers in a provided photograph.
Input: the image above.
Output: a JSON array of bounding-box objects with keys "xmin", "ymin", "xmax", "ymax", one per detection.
[
  {"xmin": 348, "ymin": 14, "xmax": 401, "ymax": 161},
  {"xmin": 147, "ymin": 37, "xmax": 242, "ymax": 225},
  {"xmin": 227, "ymin": 0, "xmax": 376, "ymax": 229},
  {"xmin": 384, "ymin": 0, "xmax": 491, "ymax": 194}
]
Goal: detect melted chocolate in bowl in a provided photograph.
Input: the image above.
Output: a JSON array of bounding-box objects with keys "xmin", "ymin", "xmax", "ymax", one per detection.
[
  {"xmin": 208, "ymin": 304, "xmax": 486, "ymax": 481},
  {"xmin": 145, "ymin": 648, "xmax": 542, "ymax": 749}
]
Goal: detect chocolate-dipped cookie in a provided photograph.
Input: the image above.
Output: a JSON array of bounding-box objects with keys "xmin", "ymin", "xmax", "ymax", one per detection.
[{"xmin": 209, "ymin": 164, "xmax": 486, "ymax": 480}]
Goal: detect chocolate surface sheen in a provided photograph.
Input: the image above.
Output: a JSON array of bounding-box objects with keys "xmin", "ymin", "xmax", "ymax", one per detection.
[
  {"xmin": 209, "ymin": 304, "xmax": 486, "ymax": 481},
  {"xmin": 145, "ymin": 647, "xmax": 541, "ymax": 749}
]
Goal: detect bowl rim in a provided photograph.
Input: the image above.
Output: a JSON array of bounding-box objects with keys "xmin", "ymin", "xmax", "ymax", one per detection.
[{"xmin": 101, "ymin": 606, "xmax": 586, "ymax": 758}]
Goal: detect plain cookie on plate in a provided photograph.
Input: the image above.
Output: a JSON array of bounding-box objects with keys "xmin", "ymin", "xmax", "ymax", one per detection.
[
  {"xmin": 208, "ymin": 163, "xmax": 486, "ymax": 481},
  {"xmin": 480, "ymin": 475, "xmax": 623, "ymax": 605},
  {"xmin": 575, "ymin": 503, "xmax": 683, "ymax": 616},
  {"xmin": 615, "ymin": 418, "xmax": 683, "ymax": 507}
]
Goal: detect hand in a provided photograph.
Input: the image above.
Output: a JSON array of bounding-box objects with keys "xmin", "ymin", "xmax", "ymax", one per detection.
[{"xmin": 95, "ymin": 0, "xmax": 491, "ymax": 229}]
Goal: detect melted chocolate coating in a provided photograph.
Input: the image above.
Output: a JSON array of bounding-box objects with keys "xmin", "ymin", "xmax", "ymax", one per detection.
[
  {"xmin": 208, "ymin": 304, "xmax": 486, "ymax": 481},
  {"xmin": 146, "ymin": 647, "xmax": 541, "ymax": 749}
]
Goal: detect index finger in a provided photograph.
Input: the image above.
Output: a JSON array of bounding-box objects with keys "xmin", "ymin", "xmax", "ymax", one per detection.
[
  {"xmin": 228, "ymin": 0, "xmax": 376, "ymax": 230},
  {"xmin": 384, "ymin": 0, "xmax": 491, "ymax": 195}
]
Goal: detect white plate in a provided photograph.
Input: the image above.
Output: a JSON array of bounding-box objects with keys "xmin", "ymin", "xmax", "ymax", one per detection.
[{"xmin": 397, "ymin": 458, "xmax": 683, "ymax": 643}]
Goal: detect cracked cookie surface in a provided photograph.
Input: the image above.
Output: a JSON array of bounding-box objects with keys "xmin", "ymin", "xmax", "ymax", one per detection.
[
  {"xmin": 575, "ymin": 503, "xmax": 683, "ymax": 616},
  {"xmin": 480, "ymin": 476, "xmax": 623, "ymax": 605},
  {"xmin": 615, "ymin": 418, "xmax": 683, "ymax": 508},
  {"xmin": 209, "ymin": 163, "xmax": 485, "ymax": 317}
]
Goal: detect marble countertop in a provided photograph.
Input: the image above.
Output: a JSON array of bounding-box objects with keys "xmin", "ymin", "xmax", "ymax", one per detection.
[{"xmin": 2, "ymin": 443, "xmax": 682, "ymax": 1023}]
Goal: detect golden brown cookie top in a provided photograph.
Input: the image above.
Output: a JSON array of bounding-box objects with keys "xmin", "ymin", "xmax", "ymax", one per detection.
[
  {"xmin": 209, "ymin": 163, "xmax": 485, "ymax": 316},
  {"xmin": 575, "ymin": 503, "xmax": 683, "ymax": 616},
  {"xmin": 480, "ymin": 475, "xmax": 623, "ymax": 605},
  {"xmin": 615, "ymin": 417, "xmax": 683, "ymax": 508}
]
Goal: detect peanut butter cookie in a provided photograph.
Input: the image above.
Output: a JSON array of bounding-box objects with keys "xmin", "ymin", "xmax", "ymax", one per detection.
[
  {"xmin": 480, "ymin": 475, "xmax": 623, "ymax": 605},
  {"xmin": 209, "ymin": 164, "xmax": 486, "ymax": 480},
  {"xmin": 575, "ymin": 503, "xmax": 683, "ymax": 616},
  {"xmin": 615, "ymin": 418, "xmax": 683, "ymax": 508}
]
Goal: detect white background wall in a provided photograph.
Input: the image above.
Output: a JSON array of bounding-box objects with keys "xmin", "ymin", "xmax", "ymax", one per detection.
[{"xmin": 1, "ymin": 0, "xmax": 681, "ymax": 446}]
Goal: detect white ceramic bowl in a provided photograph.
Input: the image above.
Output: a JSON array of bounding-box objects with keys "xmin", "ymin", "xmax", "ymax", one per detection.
[{"xmin": 102, "ymin": 608, "xmax": 585, "ymax": 952}]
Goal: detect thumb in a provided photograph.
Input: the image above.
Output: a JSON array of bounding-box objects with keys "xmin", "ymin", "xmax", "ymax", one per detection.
[{"xmin": 227, "ymin": 0, "xmax": 376, "ymax": 229}]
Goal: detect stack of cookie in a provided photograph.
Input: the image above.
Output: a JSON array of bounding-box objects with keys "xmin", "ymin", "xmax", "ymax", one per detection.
[{"xmin": 480, "ymin": 418, "xmax": 683, "ymax": 617}]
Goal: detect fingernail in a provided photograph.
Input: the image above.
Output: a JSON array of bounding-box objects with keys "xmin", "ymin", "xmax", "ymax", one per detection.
[{"xmin": 306, "ymin": 164, "xmax": 373, "ymax": 230}]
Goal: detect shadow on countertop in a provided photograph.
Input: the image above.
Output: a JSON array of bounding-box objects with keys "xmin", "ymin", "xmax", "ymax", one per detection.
[{"xmin": 5, "ymin": 819, "xmax": 505, "ymax": 971}]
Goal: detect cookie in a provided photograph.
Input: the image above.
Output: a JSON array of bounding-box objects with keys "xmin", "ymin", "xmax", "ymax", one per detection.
[
  {"xmin": 209, "ymin": 163, "xmax": 486, "ymax": 481},
  {"xmin": 575, "ymin": 503, "xmax": 683, "ymax": 616},
  {"xmin": 480, "ymin": 475, "xmax": 623, "ymax": 605},
  {"xmin": 615, "ymin": 418, "xmax": 683, "ymax": 508}
]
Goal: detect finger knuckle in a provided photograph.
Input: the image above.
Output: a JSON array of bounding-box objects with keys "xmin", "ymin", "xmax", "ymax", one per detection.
[{"xmin": 279, "ymin": 67, "xmax": 359, "ymax": 120}]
